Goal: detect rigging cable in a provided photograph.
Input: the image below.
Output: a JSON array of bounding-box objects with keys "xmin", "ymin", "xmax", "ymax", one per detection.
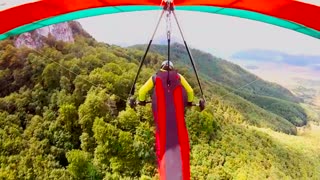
[
  {"xmin": 33, "ymin": 49, "xmax": 100, "ymax": 88},
  {"xmin": 219, "ymin": 77, "xmax": 260, "ymax": 99},
  {"xmin": 173, "ymin": 11, "xmax": 206, "ymax": 101},
  {"xmin": 165, "ymin": 1, "xmax": 172, "ymax": 86},
  {"xmin": 129, "ymin": 9, "xmax": 165, "ymax": 96}
]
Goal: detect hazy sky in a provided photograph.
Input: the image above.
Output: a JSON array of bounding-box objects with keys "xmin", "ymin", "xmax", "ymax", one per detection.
[
  {"xmin": 78, "ymin": 10, "xmax": 320, "ymax": 87},
  {"xmin": 78, "ymin": 10, "xmax": 320, "ymax": 59}
]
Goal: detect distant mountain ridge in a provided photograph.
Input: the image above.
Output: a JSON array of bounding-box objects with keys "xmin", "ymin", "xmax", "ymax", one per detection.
[
  {"xmin": 130, "ymin": 43, "xmax": 307, "ymax": 127},
  {"xmin": 130, "ymin": 43, "xmax": 300, "ymax": 103},
  {"xmin": 232, "ymin": 49, "xmax": 320, "ymax": 69}
]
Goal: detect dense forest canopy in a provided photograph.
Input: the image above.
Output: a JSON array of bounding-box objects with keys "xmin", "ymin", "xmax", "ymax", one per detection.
[{"xmin": 0, "ymin": 33, "xmax": 319, "ymax": 179}]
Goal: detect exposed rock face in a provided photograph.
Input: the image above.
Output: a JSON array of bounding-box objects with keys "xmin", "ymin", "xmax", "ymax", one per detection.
[{"xmin": 14, "ymin": 22, "xmax": 75, "ymax": 49}]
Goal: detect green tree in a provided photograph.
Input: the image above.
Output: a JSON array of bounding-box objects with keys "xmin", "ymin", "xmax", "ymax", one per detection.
[
  {"xmin": 42, "ymin": 63, "xmax": 61, "ymax": 89},
  {"xmin": 67, "ymin": 150, "xmax": 101, "ymax": 180}
]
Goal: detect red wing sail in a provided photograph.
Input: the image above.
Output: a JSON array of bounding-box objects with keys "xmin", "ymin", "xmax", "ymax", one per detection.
[{"xmin": 0, "ymin": 0, "xmax": 319, "ymax": 39}]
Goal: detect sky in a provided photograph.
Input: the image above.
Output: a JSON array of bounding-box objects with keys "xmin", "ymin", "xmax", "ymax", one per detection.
[
  {"xmin": 78, "ymin": 10, "xmax": 320, "ymax": 87},
  {"xmin": 78, "ymin": 10, "xmax": 320, "ymax": 59}
]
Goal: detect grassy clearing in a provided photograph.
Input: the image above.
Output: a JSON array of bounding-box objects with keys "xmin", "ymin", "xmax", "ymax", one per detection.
[
  {"xmin": 253, "ymin": 122, "xmax": 320, "ymax": 168},
  {"xmin": 254, "ymin": 122, "xmax": 319, "ymax": 152}
]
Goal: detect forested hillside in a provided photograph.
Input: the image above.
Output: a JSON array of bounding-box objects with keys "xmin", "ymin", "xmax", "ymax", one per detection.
[{"xmin": 0, "ymin": 33, "xmax": 319, "ymax": 179}]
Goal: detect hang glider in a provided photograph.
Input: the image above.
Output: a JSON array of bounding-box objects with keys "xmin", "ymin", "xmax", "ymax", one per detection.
[{"xmin": 0, "ymin": 0, "xmax": 319, "ymax": 40}]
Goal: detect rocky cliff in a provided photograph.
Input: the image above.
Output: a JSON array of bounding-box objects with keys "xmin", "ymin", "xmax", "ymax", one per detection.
[{"xmin": 14, "ymin": 21, "xmax": 91, "ymax": 49}]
